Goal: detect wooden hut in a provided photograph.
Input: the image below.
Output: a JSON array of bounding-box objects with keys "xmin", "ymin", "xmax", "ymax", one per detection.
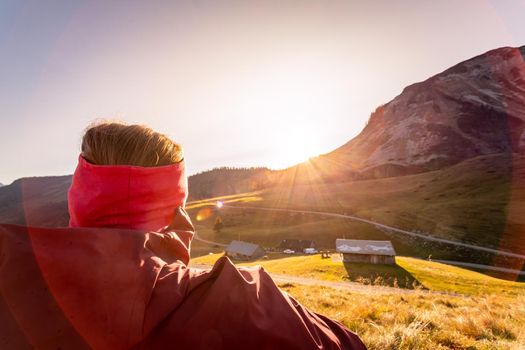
[
  {"xmin": 336, "ymin": 239, "xmax": 396, "ymax": 265},
  {"xmin": 225, "ymin": 240, "xmax": 265, "ymax": 260}
]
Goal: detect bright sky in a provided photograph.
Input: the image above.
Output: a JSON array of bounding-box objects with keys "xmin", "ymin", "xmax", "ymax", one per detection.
[{"xmin": 1, "ymin": 0, "xmax": 525, "ymax": 185}]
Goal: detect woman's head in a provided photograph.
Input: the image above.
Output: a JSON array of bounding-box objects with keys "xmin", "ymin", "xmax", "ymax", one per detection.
[
  {"xmin": 68, "ymin": 121, "xmax": 188, "ymax": 231},
  {"xmin": 81, "ymin": 121, "xmax": 183, "ymax": 167}
]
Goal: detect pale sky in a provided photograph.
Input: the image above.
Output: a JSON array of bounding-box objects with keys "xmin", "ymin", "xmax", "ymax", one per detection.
[{"xmin": 1, "ymin": 0, "xmax": 525, "ymax": 185}]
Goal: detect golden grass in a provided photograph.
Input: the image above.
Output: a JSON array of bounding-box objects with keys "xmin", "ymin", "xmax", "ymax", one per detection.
[
  {"xmin": 397, "ymin": 257, "xmax": 525, "ymax": 297},
  {"xmin": 280, "ymin": 283, "xmax": 525, "ymax": 349},
  {"xmin": 191, "ymin": 253, "xmax": 525, "ymax": 348},
  {"xmin": 191, "ymin": 254, "xmax": 525, "ymax": 297}
]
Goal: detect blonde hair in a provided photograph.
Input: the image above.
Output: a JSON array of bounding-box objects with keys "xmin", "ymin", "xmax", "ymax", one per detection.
[{"xmin": 81, "ymin": 121, "xmax": 183, "ymax": 167}]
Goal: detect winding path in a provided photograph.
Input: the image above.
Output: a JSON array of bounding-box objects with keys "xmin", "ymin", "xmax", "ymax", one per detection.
[
  {"xmin": 189, "ymin": 263, "xmax": 451, "ymax": 296},
  {"xmin": 193, "ymin": 234, "xmax": 228, "ymax": 247}
]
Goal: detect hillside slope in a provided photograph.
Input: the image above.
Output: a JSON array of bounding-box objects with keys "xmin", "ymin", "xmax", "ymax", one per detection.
[
  {"xmin": 0, "ymin": 176, "xmax": 71, "ymax": 227},
  {"xmin": 188, "ymin": 167, "xmax": 273, "ymax": 201},
  {"xmin": 188, "ymin": 153, "xmax": 525, "ymax": 273}
]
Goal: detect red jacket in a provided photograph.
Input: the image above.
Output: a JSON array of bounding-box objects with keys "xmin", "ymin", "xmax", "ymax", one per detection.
[{"xmin": 0, "ymin": 157, "xmax": 366, "ymax": 350}]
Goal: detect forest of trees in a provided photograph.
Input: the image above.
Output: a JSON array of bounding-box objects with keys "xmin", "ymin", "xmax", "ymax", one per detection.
[{"xmin": 188, "ymin": 166, "xmax": 275, "ymax": 200}]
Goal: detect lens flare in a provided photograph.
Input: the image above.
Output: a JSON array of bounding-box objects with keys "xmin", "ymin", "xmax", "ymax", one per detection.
[{"xmin": 195, "ymin": 207, "xmax": 213, "ymax": 222}]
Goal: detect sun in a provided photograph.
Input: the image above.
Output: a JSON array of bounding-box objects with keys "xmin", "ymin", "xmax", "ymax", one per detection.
[
  {"xmin": 227, "ymin": 55, "xmax": 341, "ymax": 170},
  {"xmin": 267, "ymin": 131, "xmax": 321, "ymax": 170}
]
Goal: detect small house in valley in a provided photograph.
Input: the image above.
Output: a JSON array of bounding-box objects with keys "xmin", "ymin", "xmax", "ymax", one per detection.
[
  {"xmin": 336, "ymin": 239, "xmax": 396, "ymax": 265},
  {"xmin": 225, "ymin": 240, "xmax": 265, "ymax": 260}
]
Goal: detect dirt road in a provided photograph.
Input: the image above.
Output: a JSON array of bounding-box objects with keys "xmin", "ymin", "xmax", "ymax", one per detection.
[{"xmin": 189, "ymin": 263, "xmax": 457, "ymax": 296}]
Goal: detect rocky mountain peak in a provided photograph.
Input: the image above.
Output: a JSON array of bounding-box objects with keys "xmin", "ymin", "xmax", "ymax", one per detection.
[{"xmin": 324, "ymin": 45, "xmax": 525, "ymax": 178}]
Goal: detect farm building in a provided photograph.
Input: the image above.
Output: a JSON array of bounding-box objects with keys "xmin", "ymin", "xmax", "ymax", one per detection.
[
  {"xmin": 278, "ymin": 239, "xmax": 316, "ymax": 252},
  {"xmin": 335, "ymin": 239, "xmax": 396, "ymax": 265},
  {"xmin": 225, "ymin": 240, "xmax": 265, "ymax": 260}
]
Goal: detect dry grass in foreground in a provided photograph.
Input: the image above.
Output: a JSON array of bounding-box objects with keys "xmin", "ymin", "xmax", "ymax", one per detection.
[
  {"xmin": 279, "ymin": 283, "xmax": 525, "ymax": 350},
  {"xmin": 191, "ymin": 254, "xmax": 525, "ymax": 349}
]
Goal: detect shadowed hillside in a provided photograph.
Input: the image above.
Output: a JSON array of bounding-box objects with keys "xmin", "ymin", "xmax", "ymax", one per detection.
[
  {"xmin": 188, "ymin": 166, "xmax": 274, "ymax": 201},
  {"xmin": 0, "ymin": 176, "xmax": 71, "ymax": 227}
]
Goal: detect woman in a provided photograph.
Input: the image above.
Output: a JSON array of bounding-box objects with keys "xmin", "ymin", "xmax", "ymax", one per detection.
[{"xmin": 0, "ymin": 121, "xmax": 366, "ymax": 350}]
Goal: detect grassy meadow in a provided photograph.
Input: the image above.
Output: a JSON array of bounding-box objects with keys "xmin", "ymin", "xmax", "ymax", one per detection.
[
  {"xmin": 190, "ymin": 254, "xmax": 525, "ymax": 349},
  {"xmin": 280, "ymin": 283, "xmax": 524, "ymax": 350},
  {"xmin": 187, "ymin": 153, "xmax": 525, "ymax": 270},
  {"xmin": 191, "ymin": 254, "xmax": 525, "ymax": 297}
]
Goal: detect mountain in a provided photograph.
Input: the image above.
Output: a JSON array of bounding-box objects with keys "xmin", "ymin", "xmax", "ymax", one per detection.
[
  {"xmin": 0, "ymin": 176, "xmax": 71, "ymax": 227},
  {"xmin": 311, "ymin": 45, "xmax": 525, "ymax": 179}
]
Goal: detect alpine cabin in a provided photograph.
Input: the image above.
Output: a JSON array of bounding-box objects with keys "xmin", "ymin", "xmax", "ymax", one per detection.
[
  {"xmin": 225, "ymin": 240, "xmax": 265, "ymax": 260},
  {"xmin": 336, "ymin": 239, "xmax": 396, "ymax": 265}
]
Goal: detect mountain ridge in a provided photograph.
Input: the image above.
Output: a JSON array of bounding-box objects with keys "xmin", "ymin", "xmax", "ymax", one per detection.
[{"xmin": 315, "ymin": 45, "xmax": 525, "ymax": 179}]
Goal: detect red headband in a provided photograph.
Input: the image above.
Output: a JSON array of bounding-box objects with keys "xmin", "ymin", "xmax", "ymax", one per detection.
[{"xmin": 68, "ymin": 155, "xmax": 188, "ymax": 231}]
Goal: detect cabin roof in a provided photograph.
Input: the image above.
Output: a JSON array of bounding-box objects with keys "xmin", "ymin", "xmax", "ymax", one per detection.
[
  {"xmin": 335, "ymin": 239, "xmax": 396, "ymax": 256},
  {"xmin": 226, "ymin": 240, "xmax": 263, "ymax": 256}
]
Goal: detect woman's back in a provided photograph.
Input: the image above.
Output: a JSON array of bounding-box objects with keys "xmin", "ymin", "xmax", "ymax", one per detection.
[{"xmin": 0, "ymin": 121, "xmax": 367, "ymax": 349}]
